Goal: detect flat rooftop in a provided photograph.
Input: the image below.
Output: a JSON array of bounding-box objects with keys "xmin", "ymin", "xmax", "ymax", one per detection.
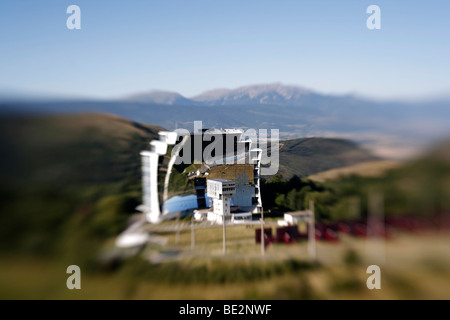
[{"xmin": 208, "ymin": 178, "xmax": 235, "ymax": 183}]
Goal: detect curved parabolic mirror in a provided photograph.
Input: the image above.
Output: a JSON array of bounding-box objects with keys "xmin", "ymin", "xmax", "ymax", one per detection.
[
  {"xmin": 162, "ymin": 134, "xmax": 204, "ymax": 218},
  {"xmin": 161, "ymin": 130, "xmax": 259, "ymax": 219}
]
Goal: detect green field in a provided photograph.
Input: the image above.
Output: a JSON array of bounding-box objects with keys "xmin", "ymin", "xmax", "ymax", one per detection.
[{"xmin": 2, "ymin": 226, "xmax": 449, "ymax": 299}]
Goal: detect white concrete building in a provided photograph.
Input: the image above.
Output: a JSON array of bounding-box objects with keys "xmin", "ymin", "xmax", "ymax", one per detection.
[{"xmin": 207, "ymin": 179, "xmax": 235, "ymax": 224}]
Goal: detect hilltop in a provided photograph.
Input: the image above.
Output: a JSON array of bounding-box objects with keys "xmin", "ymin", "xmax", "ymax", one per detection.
[
  {"xmin": 0, "ymin": 113, "xmax": 163, "ymax": 188},
  {"xmin": 307, "ymin": 160, "xmax": 402, "ymax": 182},
  {"xmin": 277, "ymin": 137, "xmax": 378, "ymax": 178}
]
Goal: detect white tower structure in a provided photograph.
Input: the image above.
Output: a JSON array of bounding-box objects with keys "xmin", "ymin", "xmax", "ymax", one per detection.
[
  {"xmin": 140, "ymin": 131, "xmax": 178, "ymax": 223},
  {"xmin": 207, "ymin": 179, "xmax": 236, "ymax": 224}
]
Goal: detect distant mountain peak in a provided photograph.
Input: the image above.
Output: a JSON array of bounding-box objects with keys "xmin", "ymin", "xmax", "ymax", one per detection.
[
  {"xmin": 124, "ymin": 90, "xmax": 197, "ymax": 106},
  {"xmin": 190, "ymin": 83, "xmax": 314, "ymax": 106}
]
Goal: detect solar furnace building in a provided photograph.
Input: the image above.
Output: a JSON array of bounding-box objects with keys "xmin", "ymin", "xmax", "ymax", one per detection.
[{"xmin": 138, "ymin": 128, "xmax": 262, "ymax": 224}]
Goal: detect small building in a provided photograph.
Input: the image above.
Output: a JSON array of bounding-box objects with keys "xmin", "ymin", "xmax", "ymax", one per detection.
[
  {"xmin": 230, "ymin": 211, "xmax": 252, "ymax": 224},
  {"xmin": 284, "ymin": 211, "xmax": 311, "ymax": 225}
]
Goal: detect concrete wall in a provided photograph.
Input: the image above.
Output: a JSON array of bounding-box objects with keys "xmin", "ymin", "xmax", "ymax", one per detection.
[{"xmin": 232, "ymin": 184, "xmax": 255, "ymax": 207}]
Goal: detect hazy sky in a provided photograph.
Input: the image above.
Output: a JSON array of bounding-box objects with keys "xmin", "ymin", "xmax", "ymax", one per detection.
[{"xmin": 0, "ymin": 0, "xmax": 449, "ymax": 99}]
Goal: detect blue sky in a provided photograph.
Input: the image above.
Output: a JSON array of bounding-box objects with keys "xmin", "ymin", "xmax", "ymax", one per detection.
[{"xmin": 0, "ymin": 0, "xmax": 449, "ymax": 99}]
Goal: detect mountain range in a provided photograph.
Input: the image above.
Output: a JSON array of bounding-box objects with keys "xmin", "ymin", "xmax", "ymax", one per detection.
[
  {"xmin": 125, "ymin": 83, "xmax": 315, "ymax": 107},
  {"xmin": 1, "ymin": 83, "xmax": 450, "ymax": 159}
]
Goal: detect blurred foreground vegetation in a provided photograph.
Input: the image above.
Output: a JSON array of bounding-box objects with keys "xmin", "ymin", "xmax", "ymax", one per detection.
[{"xmin": 0, "ymin": 113, "xmax": 161, "ymax": 265}]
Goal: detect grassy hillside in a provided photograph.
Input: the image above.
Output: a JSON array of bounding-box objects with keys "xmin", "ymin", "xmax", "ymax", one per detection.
[
  {"xmin": 0, "ymin": 113, "xmax": 163, "ymax": 187},
  {"xmin": 263, "ymin": 139, "xmax": 450, "ymax": 220},
  {"xmin": 0, "ymin": 113, "xmax": 162, "ymax": 258},
  {"xmin": 277, "ymin": 137, "xmax": 378, "ymax": 178},
  {"xmin": 307, "ymin": 160, "xmax": 402, "ymax": 182}
]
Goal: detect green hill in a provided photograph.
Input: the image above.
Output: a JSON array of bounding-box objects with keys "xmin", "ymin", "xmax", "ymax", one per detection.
[
  {"xmin": 307, "ymin": 160, "xmax": 402, "ymax": 182},
  {"xmin": 277, "ymin": 137, "xmax": 378, "ymax": 178},
  {"xmin": 262, "ymin": 138, "xmax": 450, "ymax": 220},
  {"xmin": 0, "ymin": 113, "xmax": 163, "ymax": 188}
]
